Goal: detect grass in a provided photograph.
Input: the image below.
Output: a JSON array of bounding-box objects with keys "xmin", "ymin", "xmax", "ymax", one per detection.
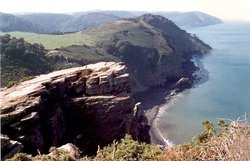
[
  {"xmin": 55, "ymin": 45, "xmax": 121, "ymax": 63},
  {"xmin": 0, "ymin": 31, "xmax": 95, "ymax": 49},
  {"xmin": 0, "ymin": 19, "xmax": 172, "ymax": 55}
]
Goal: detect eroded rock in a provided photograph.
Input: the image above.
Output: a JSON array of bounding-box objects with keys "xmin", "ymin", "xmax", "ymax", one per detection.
[
  {"xmin": 1, "ymin": 135, "xmax": 23, "ymax": 160},
  {"xmin": 175, "ymin": 77, "xmax": 191, "ymax": 89},
  {"xmin": 0, "ymin": 62, "xmax": 149, "ymax": 159}
]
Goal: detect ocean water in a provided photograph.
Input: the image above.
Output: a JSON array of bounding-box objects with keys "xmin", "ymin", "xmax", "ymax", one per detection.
[{"xmin": 157, "ymin": 22, "xmax": 250, "ymax": 145}]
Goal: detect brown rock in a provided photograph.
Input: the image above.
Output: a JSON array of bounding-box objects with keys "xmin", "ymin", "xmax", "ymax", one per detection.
[{"xmin": 0, "ymin": 62, "xmax": 149, "ymax": 158}]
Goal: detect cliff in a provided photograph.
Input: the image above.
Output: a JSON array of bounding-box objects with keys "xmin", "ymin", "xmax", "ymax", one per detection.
[{"xmin": 0, "ymin": 62, "xmax": 149, "ymax": 160}]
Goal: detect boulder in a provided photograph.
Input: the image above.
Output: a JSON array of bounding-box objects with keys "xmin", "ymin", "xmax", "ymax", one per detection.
[{"xmin": 49, "ymin": 143, "xmax": 81, "ymax": 159}]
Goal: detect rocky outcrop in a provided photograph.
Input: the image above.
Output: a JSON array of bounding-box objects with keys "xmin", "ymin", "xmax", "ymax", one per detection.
[
  {"xmin": 175, "ymin": 77, "xmax": 191, "ymax": 89},
  {"xmin": 50, "ymin": 143, "xmax": 81, "ymax": 159},
  {"xmin": 1, "ymin": 135, "xmax": 23, "ymax": 160},
  {"xmin": 0, "ymin": 62, "xmax": 149, "ymax": 159}
]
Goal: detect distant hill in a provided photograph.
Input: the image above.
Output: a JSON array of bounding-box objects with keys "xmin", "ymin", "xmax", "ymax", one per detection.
[
  {"xmin": 0, "ymin": 12, "xmax": 44, "ymax": 33},
  {"xmin": 0, "ymin": 11, "xmax": 222, "ymax": 33},
  {"xmin": 19, "ymin": 13, "xmax": 73, "ymax": 33},
  {"xmin": 87, "ymin": 11, "xmax": 222, "ymax": 27},
  {"xmin": 98, "ymin": 11, "xmax": 136, "ymax": 18},
  {"xmin": 155, "ymin": 11, "xmax": 223, "ymax": 27},
  {"xmin": 71, "ymin": 10, "xmax": 136, "ymax": 18},
  {"xmin": 61, "ymin": 12, "xmax": 120, "ymax": 32},
  {"xmin": 0, "ymin": 12, "xmax": 120, "ymax": 34},
  {"xmin": 19, "ymin": 12, "xmax": 119, "ymax": 33}
]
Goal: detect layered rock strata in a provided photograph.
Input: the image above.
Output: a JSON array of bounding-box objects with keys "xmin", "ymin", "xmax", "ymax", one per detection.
[{"xmin": 0, "ymin": 62, "xmax": 149, "ymax": 159}]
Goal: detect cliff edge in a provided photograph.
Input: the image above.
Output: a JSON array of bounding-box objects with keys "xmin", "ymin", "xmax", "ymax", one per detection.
[{"xmin": 0, "ymin": 62, "xmax": 149, "ymax": 160}]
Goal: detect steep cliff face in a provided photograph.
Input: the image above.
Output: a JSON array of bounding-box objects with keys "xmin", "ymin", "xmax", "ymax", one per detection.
[{"xmin": 0, "ymin": 62, "xmax": 149, "ymax": 159}]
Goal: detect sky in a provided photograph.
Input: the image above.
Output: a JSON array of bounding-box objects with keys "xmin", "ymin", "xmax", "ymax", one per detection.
[{"xmin": 0, "ymin": 0, "xmax": 250, "ymax": 21}]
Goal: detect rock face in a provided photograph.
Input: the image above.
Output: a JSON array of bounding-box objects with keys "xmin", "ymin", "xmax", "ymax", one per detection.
[
  {"xmin": 0, "ymin": 62, "xmax": 149, "ymax": 159},
  {"xmin": 1, "ymin": 135, "xmax": 23, "ymax": 160}
]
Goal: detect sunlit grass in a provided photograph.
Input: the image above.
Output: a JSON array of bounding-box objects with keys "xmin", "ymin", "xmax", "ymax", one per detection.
[{"xmin": 0, "ymin": 31, "xmax": 95, "ymax": 49}]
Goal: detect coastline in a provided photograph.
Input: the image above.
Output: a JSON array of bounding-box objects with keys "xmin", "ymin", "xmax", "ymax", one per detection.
[
  {"xmin": 144, "ymin": 88, "xmax": 180, "ymax": 147},
  {"xmin": 135, "ymin": 83, "xmax": 185, "ymax": 147},
  {"xmin": 139, "ymin": 56, "xmax": 208, "ymax": 148},
  {"xmin": 145, "ymin": 94, "xmax": 175, "ymax": 147}
]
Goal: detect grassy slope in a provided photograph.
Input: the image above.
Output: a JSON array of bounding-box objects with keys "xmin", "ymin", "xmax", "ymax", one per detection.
[
  {"xmin": 0, "ymin": 31, "xmax": 95, "ymax": 49},
  {"xmin": 0, "ymin": 19, "xmax": 173, "ymax": 64},
  {"xmin": 0, "ymin": 19, "xmax": 172, "ymax": 53},
  {"xmin": 1, "ymin": 16, "xmax": 210, "ymax": 92},
  {"xmin": 85, "ymin": 19, "xmax": 172, "ymax": 53}
]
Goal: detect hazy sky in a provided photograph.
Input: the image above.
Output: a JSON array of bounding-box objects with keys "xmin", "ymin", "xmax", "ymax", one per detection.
[{"xmin": 0, "ymin": 0, "xmax": 250, "ymax": 20}]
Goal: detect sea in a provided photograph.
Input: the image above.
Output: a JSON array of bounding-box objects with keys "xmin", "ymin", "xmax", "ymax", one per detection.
[{"xmin": 156, "ymin": 22, "xmax": 250, "ymax": 145}]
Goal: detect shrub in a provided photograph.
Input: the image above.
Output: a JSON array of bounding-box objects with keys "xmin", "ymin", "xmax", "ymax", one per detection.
[
  {"xmin": 157, "ymin": 116, "xmax": 250, "ymax": 161},
  {"xmin": 7, "ymin": 118, "xmax": 250, "ymax": 161},
  {"xmin": 6, "ymin": 153, "xmax": 32, "ymax": 161},
  {"xmin": 95, "ymin": 135, "xmax": 161, "ymax": 161}
]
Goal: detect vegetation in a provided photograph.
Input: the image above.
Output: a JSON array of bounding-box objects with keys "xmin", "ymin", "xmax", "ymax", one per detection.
[
  {"xmin": 0, "ymin": 31, "xmax": 95, "ymax": 49},
  {"xmin": 0, "ymin": 34, "xmax": 81, "ymax": 87},
  {"xmin": 62, "ymin": 12, "xmax": 119, "ymax": 33},
  {"xmin": 7, "ymin": 118, "xmax": 250, "ymax": 161},
  {"xmin": 0, "ymin": 12, "xmax": 42, "ymax": 33},
  {"xmin": 6, "ymin": 147, "xmax": 77, "ymax": 161},
  {"xmin": 94, "ymin": 135, "xmax": 161, "ymax": 160},
  {"xmin": 157, "ymin": 117, "xmax": 250, "ymax": 161},
  {"xmin": 0, "ymin": 12, "xmax": 119, "ymax": 34},
  {"xmin": 20, "ymin": 13, "xmax": 73, "ymax": 33},
  {"xmin": 0, "ymin": 34, "xmax": 52, "ymax": 87},
  {"xmin": 1, "ymin": 13, "xmax": 211, "ymax": 51},
  {"xmin": 0, "ymin": 11, "xmax": 222, "ymax": 35},
  {"xmin": 1, "ymin": 14, "xmax": 210, "ymax": 92}
]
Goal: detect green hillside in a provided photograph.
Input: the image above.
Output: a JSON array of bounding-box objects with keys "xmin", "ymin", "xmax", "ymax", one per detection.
[
  {"xmin": 0, "ymin": 34, "xmax": 52, "ymax": 87},
  {"xmin": 0, "ymin": 31, "xmax": 95, "ymax": 49},
  {"xmin": 1, "ymin": 14, "xmax": 211, "ymax": 92},
  {"xmin": 0, "ymin": 12, "xmax": 43, "ymax": 33},
  {"xmin": 20, "ymin": 13, "xmax": 73, "ymax": 33},
  {"xmin": 0, "ymin": 34, "xmax": 83, "ymax": 87},
  {"xmin": 48, "ymin": 14, "xmax": 211, "ymax": 92}
]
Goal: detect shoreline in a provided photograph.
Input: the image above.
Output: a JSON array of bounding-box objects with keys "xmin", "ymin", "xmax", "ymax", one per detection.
[
  {"xmin": 144, "ymin": 89, "xmax": 180, "ymax": 147},
  {"xmin": 135, "ymin": 83, "xmax": 186, "ymax": 147},
  {"xmin": 140, "ymin": 56, "xmax": 208, "ymax": 148}
]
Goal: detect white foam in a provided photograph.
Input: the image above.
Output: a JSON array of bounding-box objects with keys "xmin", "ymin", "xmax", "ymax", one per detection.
[{"xmin": 151, "ymin": 93, "xmax": 184, "ymax": 147}]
